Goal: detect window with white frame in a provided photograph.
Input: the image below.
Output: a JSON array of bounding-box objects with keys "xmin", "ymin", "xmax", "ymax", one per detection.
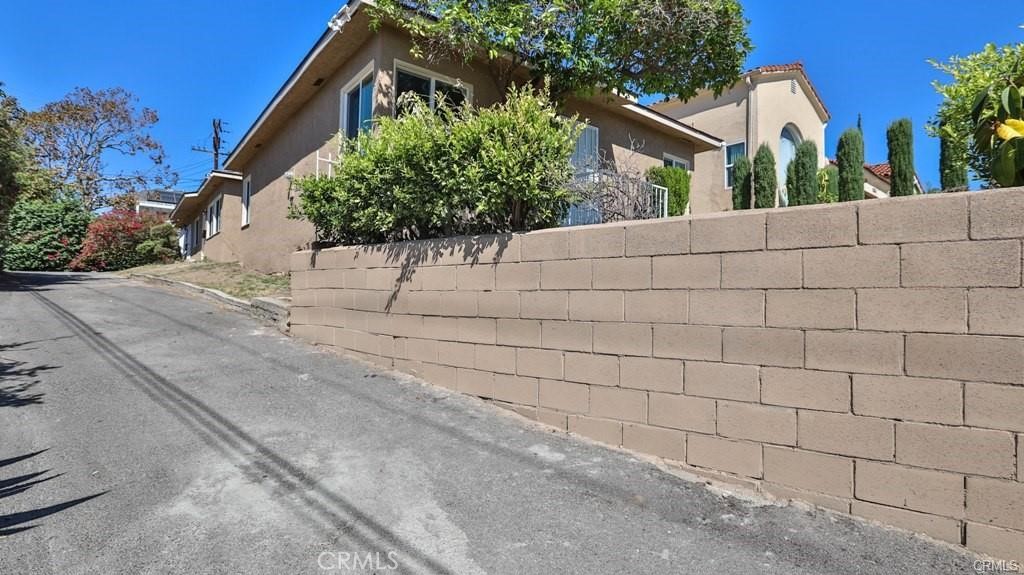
[
  {"xmin": 341, "ymin": 63, "xmax": 375, "ymax": 140},
  {"xmin": 663, "ymin": 154, "xmax": 691, "ymax": 170},
  {"xmin": 205, "ymin": 195, "xmax": 222, "ymax": 238},
  {"xmin": 394, "ymin": 60, "xmax": 471, "ymax": 113},
  {"xmin": 725, "ymin": 142, "xmax": 747, "ymax": 187},
  {"xmin": 241, "ymin": 175, "xmax": 252, "ymax": 226}
]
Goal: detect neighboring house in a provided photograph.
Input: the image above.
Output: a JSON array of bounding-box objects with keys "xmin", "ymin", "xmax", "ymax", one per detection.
[
  {"xmin": 651, "ymin": 62, "xmax": 830, "ymax": 212},
  {"xmin": 862, "ymin": 162, "xmax": 924, "ymax": 198},
  {"xmin": 170, "ymin": 0, "xmax": 724, "ymax": 273},
  {"xmin": 135, "ymin": 190, "xmax": 184, "ymax": 220}
]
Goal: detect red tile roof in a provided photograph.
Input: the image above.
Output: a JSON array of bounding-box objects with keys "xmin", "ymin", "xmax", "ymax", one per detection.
[
  {"xmin": 865, "ymin": 162, "xmax": 892, "ymax": 181},
  {"xmin": 746, "ymin": 61, "xmax": 830, "ymax": 120}
]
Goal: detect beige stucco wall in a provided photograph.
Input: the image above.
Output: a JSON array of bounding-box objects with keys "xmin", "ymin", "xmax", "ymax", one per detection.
[
  {"xmin": 198, "ymin": 179, "xmax": 243, "ymax": 263},
  {"xmin": 289, "ymin": 188, "xmax": 1024, "ymax": 565},
  {"xmin": 215, "ymin": 26, "xmax": 716, "ymax": 272},
  {"xmin": 754, "ymin": 77, "xmax": 827, "ymax": 206},
  {"xmin": 562, "ymin": 99, "xmax": 695, "ymax": 177}
]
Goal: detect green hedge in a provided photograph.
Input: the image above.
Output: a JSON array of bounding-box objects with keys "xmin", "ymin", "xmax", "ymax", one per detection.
[
  {"xmin": 731, "ymin": 155, "xmax": 752, "ymax": 210},
  {"xmin": 294, "ymin": 85, "xmax": 581, "ymax": 245},
  {"xmin": 753, "ymin": 144, "xmax": 777, "ymax": 209},
  {"xmin": 1, "ymin": 198, "xmax": 92, "ymax": 270},
  {"xmin": 646, "ymin": 165, "xmax": 690, "ymax": 216}
]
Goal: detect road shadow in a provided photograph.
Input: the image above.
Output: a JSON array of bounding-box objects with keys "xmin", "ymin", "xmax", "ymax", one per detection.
[
  {"xmin": 0, "ymin": 271, "xmax": 96, "ymax": 292},
  {"xmin": 0, "ymin": 449, "xmax": 104, "ymax": 537},
  {"xmin": 28, "ymin": 288, "xmax": 457, "ymax": 575}
]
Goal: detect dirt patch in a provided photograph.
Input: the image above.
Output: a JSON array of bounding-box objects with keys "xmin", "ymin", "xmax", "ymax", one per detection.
[{"xmin": 120, "ymin": 261, "xmax": 290, "ymax": 300}]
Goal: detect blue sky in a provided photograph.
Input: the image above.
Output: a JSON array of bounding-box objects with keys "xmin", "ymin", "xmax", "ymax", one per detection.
[{"xmin": 2, "ymin": 1, "xmax": 1021, "ymax": 190}]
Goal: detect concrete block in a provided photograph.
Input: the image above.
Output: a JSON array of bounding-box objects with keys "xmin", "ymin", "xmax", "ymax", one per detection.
[
  {"xmin": 690, "ymin": 212, "xmax": 766, "ymax": 253},
  {"xmin": 625, "ymin": 219, "xmax": 690, "ymax": 256},
  {"xmin": 648, "ymin": 392, "xmax": 716, "ymax": 433},
  {"xmin": 798, "ymin": 411, "xmax": 894, "ymax": 460},
  {"xmin": 763, "ymin": 446, "xmax": 853, "ymax": 497},
  {"xmin": 856, "ymin": 461, "xmax": 965, "ymax": 517},
  {"xmin": 625, "ymin": 290, "xmax": 688, "ymax": 324},
  {"xmin": 722, "ymin": 327, "xmax": 804, "ymax": 368},
  {"xmin": 652, "ymin": 254, "xmax": 721, "ymax": 289},
  {"xmin": 859, "ymin": 193, "xmax": 968, "ymax": 244},
  {"xmin": 767, "ymin": 203, "xmax": 858, "ymax": 249},
  {"xmin": 906, "ymin": 333, "xmax": 1024, "ymax": 385},
  {"xmin": 901, "ymin": 240, "xmax": 1021, "ymax": 288},
  {"xmin": 689, "ymin": 290, "xmax": 765, "ymax": 327},
  {"xmin": 620, "ymin": 357, "xmax": 684, "ymax": 393},
  {"xmin": 721, "ymin": 251, "xmax": 802, "ymax": 289},
  {"xmin": 761, "ymin": 368, "xmax": 851, "ymax": 412},
  {"xmin": 853, "ymin": 375, "xmax": 963, "ymax": 425},
  {"xmin": 803, "ymin": 245, "xmax": 900, "ymax": 288},
  {"xmin": 652, "ymin": 325, "xmax": 723, "ymax": 361},
  {"xmin": 805, "ymin": 331, "xmax": 904, "ymax": 375},
  {"xmin": 896, "ymin": 422, "xmax": 1015, "ymax": 478}
]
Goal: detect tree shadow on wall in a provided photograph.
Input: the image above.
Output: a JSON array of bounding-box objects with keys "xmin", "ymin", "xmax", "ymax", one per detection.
[{"xmin": 305, "ymin": 233, "xmax": 516, "ymax": 312}]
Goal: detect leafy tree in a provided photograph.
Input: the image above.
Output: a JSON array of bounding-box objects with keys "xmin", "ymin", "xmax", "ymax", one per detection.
[
  {"xmin": 1, "ymin": 198, "xmax": 92, "ymax": 270},
  {"xmin": 646, "ymin": 165, "xmax": 690, "ymax": 216},
  {"xmin": 0, "ymin": 85, "xmax": 57, "ymax": 233},
  {"xmin": 939, "ymin": 126, "xmax": 968, "ymax": 191},
  {"xmin": 23, "ymin": 87, "xmax": 177, "ymax": 211},
  {"xmin": 836, "ymin": 128, "xmax": 865, "ymax": 201},
  {"xmin": 817, "ymin": 165, "xmax": 839, "ymax": 203},
  {"xmin": 752, "ymin": 144, "xmax": 777, "ymax": 209},
  {"xmin": 368, "ymin": 0, "xmax": 753, "ymax": 103},
  {"xmin": 973, "ymin": 83, "xmax": 1024, "ymax": 187},
  {"xmin": 887, "ymin": 118, "xmax": 916, "ymax": 196},
  {"xmin": 930, "ymin": 42, "xmax": 1024, "ymax": 184},
  {"xmin": 788, "ymin": 140, "xmax": 819, "ymax": 206},
  {"xmin": 731, "ymin": 154, "xmax": 752, "ymax": 210},
  {"xmin": 294, "ymin": 85, "xmax": 581, "ymax": 244},
  {"xmin": 69, "ymin": 210, "xmax": 178, "ymax": 271}
]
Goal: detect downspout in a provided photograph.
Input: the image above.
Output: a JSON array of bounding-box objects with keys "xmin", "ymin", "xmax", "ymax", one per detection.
[{"xmin": 745, "ymin": 76, "xmax": 754, "ymax": 208}]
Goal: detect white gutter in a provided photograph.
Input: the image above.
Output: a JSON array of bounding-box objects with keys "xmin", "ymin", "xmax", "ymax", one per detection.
[{"xmin": 169, "ymin": 170, "xmax": 244, "ymax": 221}]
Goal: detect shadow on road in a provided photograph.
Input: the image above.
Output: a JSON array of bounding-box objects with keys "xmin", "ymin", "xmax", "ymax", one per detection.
[
  {"xmin": 0, "ymin": 449, "xmax": 105, "ymax": 537},
  {"xmin": 25, "ymin": 286, "xmax": 457, "ymax": 575},
  {"xmin": 0, "ymin": 353, "xmax": 58, "ymax": 408}
]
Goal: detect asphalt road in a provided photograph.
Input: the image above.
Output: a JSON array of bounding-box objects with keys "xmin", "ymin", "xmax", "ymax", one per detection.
[{"xmin": 0, "ymin": 271, "xmax": 977, "ymax": 574}]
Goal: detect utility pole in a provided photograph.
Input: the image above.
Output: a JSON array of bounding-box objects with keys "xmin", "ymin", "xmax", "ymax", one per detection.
[{"xmin": 191, "ymin": 119, "xmax": 227, "ymax": 170}]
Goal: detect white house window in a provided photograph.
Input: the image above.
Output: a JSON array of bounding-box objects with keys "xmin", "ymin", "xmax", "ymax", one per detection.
[
  {"xmin": 241, "ymin": 175, "xmax": 252, "ymax": 226},
  {"xmin": 343, "ymin": 76, "xmax": 374, "ymax": 139},
  {"xmin": 725, "ymin": 142, "xmax": 746, "ymax": 187},
  {"xmin": 571, "ymin": 124, "xmax": 600, "ymax": 175},
  {"xmin": 205, "ymin": 195, "xmax": 222, "ymax": 238},
  {"xmin": 663, "ymin": 154, "xmax": 691, "ymax": 170},
  {"xmin": 394, "ymin": 60, "xmax": 471, "ymax": 113}
]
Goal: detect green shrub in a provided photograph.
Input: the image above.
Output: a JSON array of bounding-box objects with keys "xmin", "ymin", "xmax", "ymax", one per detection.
[
  {"xmin": 753, "ymin": 144, "xmax": 777, "ymax": 209},
  {"xmin": 294, "ymin": 85, "xmax": 581, "ymax": 245},
  {"xmin": 887, "ymin": 118, "xmax": 916, "ymax": 196},
  {"xmin": 817, "ymin": 165, "xmax": 839, "ymax": 203},
  {"xmin": 837, "ymin": 128, "xmax": 865, "ymax": 201},
  {"xmin": 939, "ymin": 127, "xmax": 968, "ymax": 191},
  {"xmin": 731, "ymin": 155, "xmax": 752, "ymax": 210},
  {"xmin": 788, "ymin": 140, "xmax": 819, "ymax": 206},
  {"xmin": 646, "ymin": 165, "xmax": 690, "ymax": 216},
  {"xmin": 69, "ymin": 210, "xmax": 179, "ymax": 271},
  {"xmin": 1, "ymin": 198, "xmax": 91, "ymax": 270}
]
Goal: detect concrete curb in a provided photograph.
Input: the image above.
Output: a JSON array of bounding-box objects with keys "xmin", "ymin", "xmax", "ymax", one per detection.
[{"xmin": 129, "ymin": 273, "xmax": 290, "ymax": 333}]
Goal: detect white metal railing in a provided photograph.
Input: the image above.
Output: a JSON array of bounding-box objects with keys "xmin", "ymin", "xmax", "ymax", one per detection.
[{"xmin": 563, "ymin": 169, "xmax": 669, "ymax": 227}]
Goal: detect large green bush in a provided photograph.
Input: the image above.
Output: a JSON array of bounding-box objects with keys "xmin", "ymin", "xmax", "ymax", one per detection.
[
  {"xmin": 788, "ymin": 140, "xmax": 819, "ymax": 206},
  {"xmin": 1, "ymin": 198, "xmax": 91, "ymax": 270},
  {"xmin": 294, "ymin": 85, "xmax": 581, "ymax": 245},
  {"xmin": 837, "ymin": 128, "xmax": 865, "ymax": 201},
  {"xmin": 646, "ymin": 165, "xmax": 690, "ymax": 216},
  {"xmin": 753, "ymin": 144, "xmax": 777, "ymax": 209},
  {"xmin": 69, "ymin": 210, "xmax": 179, "ymax": 271},
  {"xmin": 887, "ymin": 118, "xmax": 916, "ymax": 196},
  {"xmin": 731, "ymin": 154, "xmax": 752, "ymax": 210}
]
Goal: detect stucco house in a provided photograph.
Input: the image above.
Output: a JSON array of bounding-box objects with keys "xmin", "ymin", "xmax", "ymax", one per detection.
[
  {"xmin": 170, "ymin": 0, "xmax": 724, "ymax": 273},
  {"xmin": 651, "ymin": 62, "xmax": 831, "ymax": 212}
]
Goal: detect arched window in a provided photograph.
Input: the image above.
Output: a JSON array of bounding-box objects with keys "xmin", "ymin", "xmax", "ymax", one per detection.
[{"xmin": 778, "ymin": 125, "xmax": 802, "ymax": 207}]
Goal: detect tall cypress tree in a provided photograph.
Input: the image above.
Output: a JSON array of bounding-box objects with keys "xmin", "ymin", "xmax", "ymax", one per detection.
[
  {"xmin": 887, "ymin": 118, "xmax": 915, "ymax": 196},
  {"xmin": 731, "ymin": 154, "xmax": 752, "ymax": 210},
  {"xmin": 753, "ymin": 144, "xmax": 777, "ymax": 209},
  {"xmin": 788, "ymin": 140, "xmax": 819, "ymax": 206},
  {"xmin": 939, "ymin": 128, "xmax": 968, "ymax": 191},
  {"xmin": 837, "ymin": 128, "xmax": 865, "ymax": 202}
]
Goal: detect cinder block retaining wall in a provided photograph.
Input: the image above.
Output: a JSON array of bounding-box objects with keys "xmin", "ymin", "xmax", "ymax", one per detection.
[{"xmin": 290, "ymin": 188, "xmax": 1024, "ymax": 561}]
